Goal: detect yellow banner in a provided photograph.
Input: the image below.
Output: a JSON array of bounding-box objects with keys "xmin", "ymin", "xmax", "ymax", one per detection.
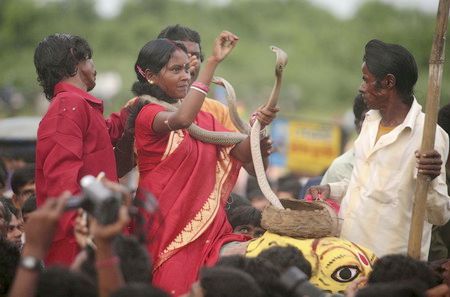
[{"xmin": 287, "ymin": 120, "xmax": 342, "ymax": 176}]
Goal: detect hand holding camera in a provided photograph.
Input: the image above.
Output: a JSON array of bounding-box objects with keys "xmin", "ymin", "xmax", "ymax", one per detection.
[{"xmin": 65, "ymin": 174, "xmax": 125, "ymax": 225}]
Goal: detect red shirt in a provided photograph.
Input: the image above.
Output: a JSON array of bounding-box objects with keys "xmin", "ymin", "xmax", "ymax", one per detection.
[{"xmin": 35, "ymin": 82, "xmax": 127, "ymax": 265}]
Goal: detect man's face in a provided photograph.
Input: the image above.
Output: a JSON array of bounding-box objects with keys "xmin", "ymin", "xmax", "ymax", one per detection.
[
  {"xmin": 180, "ymin": 41, "xmax": 201, "ymax": 84},
  {"xmin": 359, "ymin": 62, "xmax": 386, "ymax": 110},
  {"xmin": 13, "ymin": 182, "xmax": 35, "ymax": 209},
  {"xmin": 233, "ymin": 224, "xmax": 265, "ymax": 238},
  {"xmin": 78, "ymin": 58, "xmax": 97, "ymax": 91},
  {"xmin": 7, "ymin": 214, "xmax": 23, "ymax": 249}
]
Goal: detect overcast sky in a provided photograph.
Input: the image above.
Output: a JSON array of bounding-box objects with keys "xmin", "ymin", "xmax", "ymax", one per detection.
[{"xmin": 95, "ymin": 0, "xmax": 440, "ymax": 19}]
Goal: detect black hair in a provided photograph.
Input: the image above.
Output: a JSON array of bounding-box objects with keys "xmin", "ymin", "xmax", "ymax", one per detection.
[
  {"xmin": 438, "ymin": 104, "xmax": 450, "ymax": 136},
  {"xmin": 110, "ymin": 283, "xmax": 169, "ymax": 297},
  {"xmin": 356, "ymin": 280, "xmax": 427, "ymax": 297},
  {"xmin": 353, "ymin": 93, "xmax": 369, "ymax": 133},
  {"xmin": 0, "ymin": 199, "xmax": 11, "ymax": 225},
  {"xmin": 21, "ymin": 194, "xmax": 37, "ymax": 216},
  {"xmin": 363, "ymin": 39, "xmax": 418, "ymax": 105},
  {"xmin": 225, "ymin": 193, "xmax": 251, "ymax": 214},
  {"xmin": 216, "ymin": 255, "xmax": 290, "ymax": 297},
  {"xmin": 216, "ymin": 254, "xmax": 247, "ymax": 267},
  {"xmin": 10, "ymin": 163, "xmax": 35, "ymax": 195},
  {"xmin": 246, "ymin": 176, "xmax": 270, "ymax": 201},
  {"xmin": 0, "ymin": 142, "xmax": 36, "ymax": 164},
  {"xmin": 157, "ymin": 24, "xmax": 204, "ymax": 62},
  {"xmin": 131, "ymin": 38, "xmax": 187, "ymax": 101},
  {"xmin": 34, "ymin": 33, "xmax": 92, "ymax": 100},
  {"xmin": 258, "ymin": 245, "xmax": 312, "ymax": 279},
  {"xmin": 0, "ymin": 159, "xmax": 7, "ymax": 191},
  {"xmin": 128, "ymin": 39, "xmax": 188, "ymax": 133},
  {"xmin": 200, "ymin": 266, "xmax": 263, "ymax": 297},
  {"xmin": 36, "ymin": 266, "xmax": 97, "ymax": 297},
  {"xmin": 368, "ymin": 254, "xmax": 440, "ymax": 289},
  {"xmin": 0, "ymin": 237, "xmax": 20, "ymax": 296},
  {"xmin": 277, "ymin": 173, "xmax": 301, "ymax": 199},
  {"xmin": 228, "ymin": 205, "xmax": 262, "ymax": 229},
  {"xmin": 353, "ymin": 93, "xmax": 368, "ymax": 123},
  {"xmin": 80, "ymin": 235, "xmax": 152, "ymax": 285},
  {"xmin": 0, "ymin": 198, "xmax": 19, "ymax": 221}
]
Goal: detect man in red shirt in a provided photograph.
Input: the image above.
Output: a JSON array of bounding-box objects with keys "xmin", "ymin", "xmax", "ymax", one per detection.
[{"xmin": 33, "ymin": 33, "xmax": 129, "ymax": 265}]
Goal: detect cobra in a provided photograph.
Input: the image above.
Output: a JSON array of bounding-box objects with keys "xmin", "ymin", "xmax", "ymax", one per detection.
[{"xmin": 141, "ymin": 46, "xmax": 288, "ymax": 209}]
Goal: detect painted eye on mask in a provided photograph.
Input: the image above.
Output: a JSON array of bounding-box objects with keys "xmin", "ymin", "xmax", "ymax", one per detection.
[{"xmin": 331, "ymin": 266, "xmax": 360, "ymax": 283}]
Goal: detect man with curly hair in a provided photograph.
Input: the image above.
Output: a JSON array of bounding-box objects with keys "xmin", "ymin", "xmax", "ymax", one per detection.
[{"xmin": 33, "ymin": 34, "xmax": 130, "ymax": 266}]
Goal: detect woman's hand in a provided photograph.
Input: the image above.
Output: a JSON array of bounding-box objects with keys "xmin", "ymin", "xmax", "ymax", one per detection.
[
  {"xmin": 211, "ymin": 31, "xmax": 239, "ymax": 63},
  {"xmin": 253, "ymin": 105, "xmax": 280, "ymax": 128}
]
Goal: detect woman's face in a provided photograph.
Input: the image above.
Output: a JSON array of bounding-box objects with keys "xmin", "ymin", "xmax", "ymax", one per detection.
[{"xmin": 156, "ymin": 49, "xmax": 191, "ymax": 99}]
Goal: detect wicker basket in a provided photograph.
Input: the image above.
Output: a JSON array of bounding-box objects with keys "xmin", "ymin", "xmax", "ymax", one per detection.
[{"xmin": 261, "ymin": 199, "xmax": 340, "ymax": 239}]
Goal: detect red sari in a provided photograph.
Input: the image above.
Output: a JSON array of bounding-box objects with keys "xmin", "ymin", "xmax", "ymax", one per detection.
[{"xmin": 135, "ymin": 103, "xmax": 246, "ymax": 296}]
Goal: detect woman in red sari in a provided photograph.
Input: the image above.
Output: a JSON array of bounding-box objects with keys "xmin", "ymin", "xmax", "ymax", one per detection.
[{"xmin": 130, "ymin": 31, "xmax": 277, "ymax": 296}]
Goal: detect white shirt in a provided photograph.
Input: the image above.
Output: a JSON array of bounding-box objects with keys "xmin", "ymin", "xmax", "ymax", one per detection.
[
  {"xmin": 329, "ymin": 99, "xmax": 450, "ymax": 259},
  {"xmin": 320, "ymin": 148, "xmax": 355, "ymax": 185}
]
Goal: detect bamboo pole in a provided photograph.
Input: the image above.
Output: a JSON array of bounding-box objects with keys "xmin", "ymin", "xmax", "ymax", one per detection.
[{"xmin": 407, "ymin": 0, "xmax": 450, "ymax": 259}]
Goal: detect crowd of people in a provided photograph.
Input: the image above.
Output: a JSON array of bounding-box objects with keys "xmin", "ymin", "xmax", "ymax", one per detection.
[{"xmin": 1, "ymin": 23, "xmax": 450, "ymax": 297}]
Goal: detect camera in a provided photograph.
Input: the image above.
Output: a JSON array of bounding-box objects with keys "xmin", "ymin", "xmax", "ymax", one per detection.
[
  {"xmin": 280, "ymin": 267, "xmax": 328, "ymax": 297},
  {"xmin": 65, "ymin": 175, "xmax": 122, "ymax": 225}
]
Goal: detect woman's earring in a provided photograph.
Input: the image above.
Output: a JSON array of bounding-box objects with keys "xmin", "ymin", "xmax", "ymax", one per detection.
[{"xmin": 148, "ymin": 80, "xmax": 154, "ymax": 85}]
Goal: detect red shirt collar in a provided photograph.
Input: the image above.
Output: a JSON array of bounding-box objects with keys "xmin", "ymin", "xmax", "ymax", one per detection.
[{"xmin": 53, "ymin": 82, "xmax": 103, "ymax": 106}]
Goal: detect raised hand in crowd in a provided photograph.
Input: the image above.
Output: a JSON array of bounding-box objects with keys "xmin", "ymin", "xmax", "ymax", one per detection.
[
  {"xmin": 210, "ymin": 30, "xmax": 239, "ymax": 63},
  {"xmin": 91, "ymin": 203, "xmax": 130, "ymax": 297},
  {"xmin": 307, "ymin": 184, "xmax": 331, "ymax": 201}
]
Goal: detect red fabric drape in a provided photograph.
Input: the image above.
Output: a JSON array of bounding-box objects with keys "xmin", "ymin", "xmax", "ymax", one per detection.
[{"xmin": 135, "ymin": 104, "xmax": 246, "ymax": 295}]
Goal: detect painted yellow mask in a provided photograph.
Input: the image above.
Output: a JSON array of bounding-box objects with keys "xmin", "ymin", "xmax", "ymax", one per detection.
[{"xmin": 246, "ymin": 232, "xmax": 376, "ymax": 294}]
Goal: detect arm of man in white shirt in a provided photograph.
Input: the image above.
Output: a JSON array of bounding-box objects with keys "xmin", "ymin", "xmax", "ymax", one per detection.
[{"xmin": 421, "ymin": 133, "xmax": 450, "ymax": 225}]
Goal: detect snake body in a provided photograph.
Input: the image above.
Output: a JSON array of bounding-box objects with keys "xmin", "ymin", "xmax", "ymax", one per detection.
[
  {"xmin": 211, "ymin": 76, "xmax": 250, "ymax": 135},
  {"xmin": 213, "ymin": 47, "xmax": 287, "ymax": 209},
  {"xmin": 140, "ymin": 95, "xmax": 247, "ymax": 145},
  {"xmin": 249, "ymin": 46, "xmax": 287, "ymax": 209},
  {"xmin": 142, "ymin": 46, "xmax": 288, "ymax": 209}
]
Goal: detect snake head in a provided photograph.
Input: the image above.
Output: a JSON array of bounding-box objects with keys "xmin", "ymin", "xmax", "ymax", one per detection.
[
  {"xmin": 211, "ymin": 76, "xmax": 225, "ymax": 87},
  {"xmin": 270, "ymin": 46, "xmax": 288, "ymax": 76}
]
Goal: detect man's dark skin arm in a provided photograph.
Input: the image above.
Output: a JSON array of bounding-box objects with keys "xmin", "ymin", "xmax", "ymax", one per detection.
[
  {"xmin": 415, "ymin": 149, "xmax": 443, "ymax": 180},
  {"xmin": 92, "ymin": 205, "xmax": 130, "ymax": 297}
]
